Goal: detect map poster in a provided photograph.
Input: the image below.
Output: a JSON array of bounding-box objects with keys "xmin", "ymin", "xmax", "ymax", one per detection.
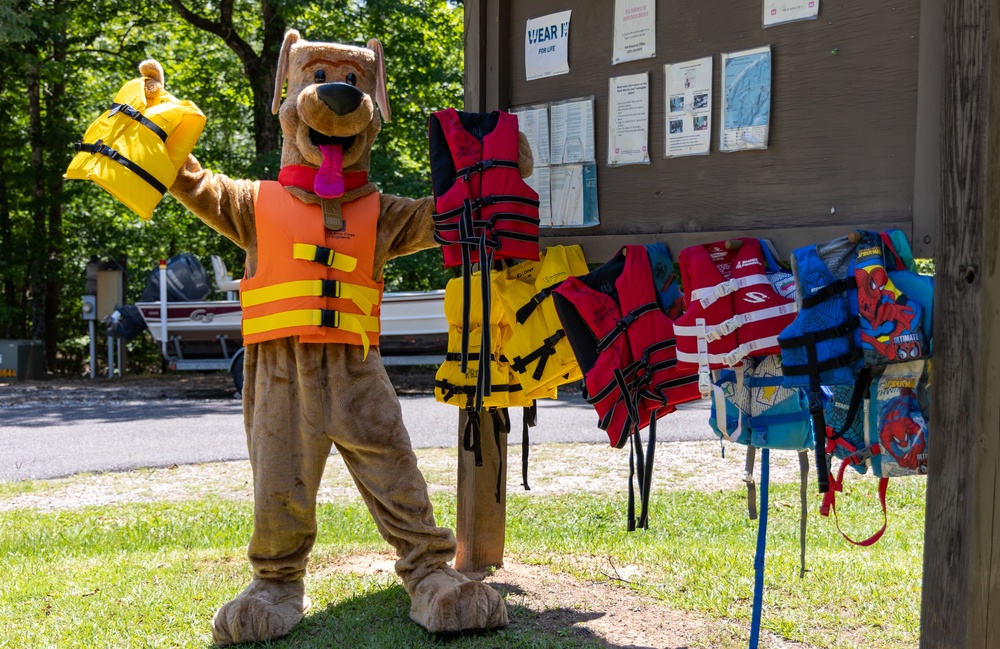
[
  {"xmin": 607, "ymin": 73, "xmax": 650, "ymax": 166},
  {"xmin": 612, "ymin": 0, "xmax": 656, "ymax": 65},
  {"xmin": 763, "ymin": 0, "xmax": 818, "ymax": 28},
  {"xmin": 664, "ymin": 56, "xmax": 713, "ymax": 158},
  {"xmin": 721, "ymin": 45, "xmax": 771, "ymax": 152},
  {"xmin": 525, "ymin": 10, "xmax": 572, "ymax": 81}
]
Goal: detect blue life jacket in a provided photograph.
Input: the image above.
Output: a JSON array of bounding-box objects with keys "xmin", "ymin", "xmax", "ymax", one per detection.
[{"xmin": 777, "ymin": 230, "xmax": 930, "ymax": 492}]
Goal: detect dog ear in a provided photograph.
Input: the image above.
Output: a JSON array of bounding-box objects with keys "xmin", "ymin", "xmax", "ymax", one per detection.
[
  {"xmin": 139, "ymin": 59, "xmax": 164, "ymax": 103},
  {"xmin": 367, "ymin": 38, "xmax": 391, "ymax": 123},
  {"xmin": 272, "ymin": 29, "xmax": 301, "ymax": 114}
]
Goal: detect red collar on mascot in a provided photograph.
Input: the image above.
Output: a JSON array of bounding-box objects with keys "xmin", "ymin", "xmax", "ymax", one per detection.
[{"xmin": 278, "ymin": 165, "xmax": 369, "ymax": 196}]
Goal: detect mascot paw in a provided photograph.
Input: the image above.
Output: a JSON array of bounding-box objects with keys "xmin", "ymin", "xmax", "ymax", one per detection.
[
  {"xmin": 408, "ymin": 566, "xmax": 508, "ymax": 633},
  {"xmin": 211, "ymin": 578, "xmax": 310, "ymax": 646}
]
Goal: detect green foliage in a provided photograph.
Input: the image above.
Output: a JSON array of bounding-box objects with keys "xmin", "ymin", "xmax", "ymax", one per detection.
[{"xmin": 0, "ymin": 0, "xmax": 464, "ymax": 374}]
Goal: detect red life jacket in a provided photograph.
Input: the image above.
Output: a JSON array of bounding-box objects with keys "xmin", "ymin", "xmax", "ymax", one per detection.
[
  {"xmin": 673, "ymin": 238, "xmax": 797, "ymax": 396},
  {"xmin": 428, "ymin": 108, "xmax": 540, "ymax": 409},
  {"xmin": 553, "ymin": 245, "xmax": 702, "ymax": 449},
  {"xmin": 428, "ymin": 108, "xmax": 540, "ymax": 268}
]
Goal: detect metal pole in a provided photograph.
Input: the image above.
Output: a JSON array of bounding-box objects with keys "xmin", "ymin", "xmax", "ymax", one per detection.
[
  {"xmin": 106, "ymin": 334, "xmax": 113, "ymax": 378},
  {"xmin": 88, "ymin": 320, "xmax": 96, "ymax": 380},
  {"xmin": 159, "ymin": 259, "xmax": 169, "ymax": 360}
]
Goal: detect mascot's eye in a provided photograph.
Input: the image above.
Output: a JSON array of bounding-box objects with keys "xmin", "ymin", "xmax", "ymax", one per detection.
[
  {"xmin": 314, "ymin": 69, "xmax": 326, "ymax": 83},
  {"xmin": 346, "ymin": 72, "xmax": 357, "ymax": 86}
]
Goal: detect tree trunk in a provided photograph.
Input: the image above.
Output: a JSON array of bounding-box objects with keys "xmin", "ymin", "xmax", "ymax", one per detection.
[
  {"xmin": 43, "ymin": 12, "xmax": 68, "ymax": 370},
  {"xmin": 26, "ymin": 52, "xmax": 47, "ymax": 344}
]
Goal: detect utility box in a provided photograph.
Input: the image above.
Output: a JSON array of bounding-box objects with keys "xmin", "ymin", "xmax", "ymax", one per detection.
[{"xmin": 0, "ymin": 339, "xmax": 46, "ymax": 381}]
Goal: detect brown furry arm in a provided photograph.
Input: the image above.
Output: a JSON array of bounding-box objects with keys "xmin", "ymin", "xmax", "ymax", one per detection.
[
  {"xmin": 377, "ymin": 194, "xmax": 439, "ymax": 260},
  {"xmin": 169, "ymin": 155, "xmax": 257, "ymax": 251}
]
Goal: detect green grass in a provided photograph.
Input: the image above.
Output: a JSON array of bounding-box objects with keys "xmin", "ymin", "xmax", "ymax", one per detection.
[{"xmin": 0, "ymin": 475, "xmax": 924, "ymax": 648}]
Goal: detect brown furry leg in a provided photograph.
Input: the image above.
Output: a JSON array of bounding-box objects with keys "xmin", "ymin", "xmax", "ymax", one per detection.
[
  {"xmin": 327, "ymin": 347, "xmax": 507, "ymax": 632},
  {"xmin": 213, "ymin": 340, "xmax": 335, "ymax": 643}
]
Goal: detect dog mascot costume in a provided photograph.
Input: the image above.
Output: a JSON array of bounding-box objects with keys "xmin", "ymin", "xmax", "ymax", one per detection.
[{"xmin": 154, "ymin": 31, "xmax": 529, "ymax": 644}]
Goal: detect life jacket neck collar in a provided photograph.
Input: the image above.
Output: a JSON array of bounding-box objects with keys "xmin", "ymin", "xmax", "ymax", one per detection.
[{"xmin": 278, "ymin": 165, "xmax": 369, "ymax": 195}]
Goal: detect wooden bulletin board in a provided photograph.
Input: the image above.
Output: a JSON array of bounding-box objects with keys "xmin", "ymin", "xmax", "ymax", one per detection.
[{"xmin": 464, "ymin": 0, "xmax": 943, "ymax": 260}]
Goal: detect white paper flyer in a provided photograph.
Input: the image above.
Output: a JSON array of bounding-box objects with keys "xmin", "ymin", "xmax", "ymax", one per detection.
[
  {"xmin": 549, "ymin": 98, "xmax": 595, "ymax": 165},
  {"xmin": 664, "ymin": 56, "xmax": 712, "ymax": 157},
  {"xmin": 607, "ymin": 73, "xmax": 650, "ymax": 166},
  {"xmin": 511, "ymin": 105, "xmax": 550, "ymax": 167},
  {"xmin": 525, "ymin": 11, "xmax": 572, "ymax": 81},
  {"xmin": 763, "ymin": 0, "xmax": 818, "ymax": 28},
  {"xmin": 721, "ymin": 46, "xmax": 771, "ymax": 152},
  {"xmin": 612, "ymin": 0, "xmax": 656, "ymax": 64}
]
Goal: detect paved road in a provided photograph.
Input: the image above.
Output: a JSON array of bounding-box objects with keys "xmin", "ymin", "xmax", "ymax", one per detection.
[{"xmin": 0, "ymin": 392, "xmax": 714, "ymax": 481}]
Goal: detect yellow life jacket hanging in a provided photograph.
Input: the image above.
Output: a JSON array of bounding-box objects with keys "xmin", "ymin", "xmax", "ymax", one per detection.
[
  {"xmin": 493, "ymin": 245, "xmax": 588, "ymax": 401},
  {"xmin": 66, "ymin": 64, "xmax": 205, "ymax": 220}
]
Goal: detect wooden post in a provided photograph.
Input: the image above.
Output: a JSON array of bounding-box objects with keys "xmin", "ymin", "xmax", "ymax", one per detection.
[
  {"xmin": 920, "ymin": 0, "xmax": 1000, "ymax": 646},
  {"xmin": 455, "ymin": 410, "xmax": 507, "ymax": 572},
  {"xmin": 455, "ymin": 0, "xmax": 514, "ymax": 573}
]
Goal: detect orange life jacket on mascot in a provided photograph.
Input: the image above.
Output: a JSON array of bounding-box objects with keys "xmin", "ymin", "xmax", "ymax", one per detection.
[{"xmin": 239, "ymin": 180, "xmax": 383, "ymax": 356}]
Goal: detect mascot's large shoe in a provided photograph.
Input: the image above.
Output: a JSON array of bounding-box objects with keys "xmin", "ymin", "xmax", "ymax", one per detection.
[
  {"xmin": 146, "ymin": 29, "xmax": 533, "ymax": 646},
  {"xmin": 407, "ymin": 566, "xmax": 508, "ymax": 633},
  {"xmin": 212, "ymin": 578, "xmax": 310, "ymax": 646}
]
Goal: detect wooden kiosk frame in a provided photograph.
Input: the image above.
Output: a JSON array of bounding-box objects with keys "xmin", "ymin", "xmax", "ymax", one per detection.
[{"xmin": 456, "ymin": 1, "xmax": 1000, "ymax": 647}]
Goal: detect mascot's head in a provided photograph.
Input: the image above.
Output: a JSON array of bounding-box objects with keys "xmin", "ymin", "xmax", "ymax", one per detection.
[{"xmin": 272, "ymin": 30, "xmax": 390, "ymax": 196}]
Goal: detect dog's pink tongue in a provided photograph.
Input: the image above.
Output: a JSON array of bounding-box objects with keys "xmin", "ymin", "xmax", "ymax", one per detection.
[{"xmin": 315, "ymin": 144, "xmax": 344, "ymax": 198}]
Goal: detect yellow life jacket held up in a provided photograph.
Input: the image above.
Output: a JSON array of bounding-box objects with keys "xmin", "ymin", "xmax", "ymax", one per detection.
[
  {"xmin": 66, "ymin": 76, "xmax": 205, "ymax": 220},
  {"xmin": 240, "ymin": 181, "xmax": 383, "ymax": 356},
  {"xmin": 494, "ymin": 245, "xmax": 588, "ymax": 400}
]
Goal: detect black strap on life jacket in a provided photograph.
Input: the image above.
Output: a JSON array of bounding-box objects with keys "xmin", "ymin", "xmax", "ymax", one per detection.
[
  {"xmin": 521, "ymin": 402, "xmax": 537, "ymax": 491},
  {"xmin": 511, "ymin": 330, "xmax": 566, "ymax": 381},
  {"xmin": 515, "ymin": 286, "xmax": 556, "ymax": 324},
  {"xmin": 459, "ymin": 407, "xmax": 510, "ymax": 504},
  {"xmin": 74, "ymin": 140, "xmax": 168, "ymax": 195},
  {"xmin": 108, "ymin": 102, "xmax": 168, "ymax": 141},
  {"xmin": 627, "ymin": 408, "xmax": 658, "ymax": 531},
  {"xmin": 595, "ymin": 302, "xmax": 661, "ymax": 353}
]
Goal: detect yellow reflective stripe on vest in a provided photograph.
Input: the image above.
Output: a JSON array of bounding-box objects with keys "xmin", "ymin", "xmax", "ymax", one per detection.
[
  {"xmin": 240, "ymin": 279, "xmax": 379, "ymax": 316},
  {"xmin": 292, "ymin": 243, "xmax": 358, "ymax": 273},
  {"xmin": 243, "ymin": 309, "xmax": 378, "ymax": 357}
]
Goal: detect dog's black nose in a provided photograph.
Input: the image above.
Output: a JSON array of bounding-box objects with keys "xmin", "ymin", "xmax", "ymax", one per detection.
[{"xmin": 316, "ymin": 83, "xmax": 363, "ymax": 116}]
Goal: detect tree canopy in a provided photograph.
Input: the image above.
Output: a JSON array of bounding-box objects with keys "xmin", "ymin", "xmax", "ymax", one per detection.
[{"xmin": 0, "ymin": 0, "xmax": 463, "ymax": 373}]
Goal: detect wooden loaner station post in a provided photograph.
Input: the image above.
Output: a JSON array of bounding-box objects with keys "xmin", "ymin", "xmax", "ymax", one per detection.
[{"xmin": 456, "ymin": 1, "xmax": 1000, "ymax": 646}]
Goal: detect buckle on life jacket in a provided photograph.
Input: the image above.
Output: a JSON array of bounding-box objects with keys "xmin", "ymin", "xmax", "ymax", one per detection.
[
  {"xmin": 723, "ymin": 345, "xmax": 751, "ymax": 367},
  {"xmin": 698, "ymin": 369, "xmax": 712, "ymax": 398},
  {"xmin": 700, "ymin": 279, "xmax": 737, "ymax": 309},
  {"xmin": 706, "ymin": 316, "xmax": 741, "ymax": 342},
  {"xmin": 808, "ymin": 390, "xmax": 824, "ymax": 416}
]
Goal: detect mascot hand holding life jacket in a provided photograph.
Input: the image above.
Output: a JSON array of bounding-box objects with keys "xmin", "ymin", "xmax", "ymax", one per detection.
[{"xmin": 70, "ymin": 31, "xmax": 533, "ymax": 645}]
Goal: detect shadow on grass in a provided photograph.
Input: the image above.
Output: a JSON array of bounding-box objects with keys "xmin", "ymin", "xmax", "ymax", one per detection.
[{"xmin": 226, "ymin": 582, "xmax": 680, "ymax": 649}]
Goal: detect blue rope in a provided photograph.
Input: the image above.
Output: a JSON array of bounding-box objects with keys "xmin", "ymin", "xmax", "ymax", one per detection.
[{"xmin": 749, "ymin": 447, "xmax": 769, "ymax": 649}]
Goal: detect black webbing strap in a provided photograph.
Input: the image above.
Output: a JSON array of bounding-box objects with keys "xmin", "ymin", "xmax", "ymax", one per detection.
[
  {"xmin": 626, "ymin": 409, "xmax": 658, "ymax": 531},
  {"xmin": 511, "ymin": 330, "xmax": 565, "ymax": 381},
  {"xmin": 516, "ymin": 287, "xmax": 555, "ymax": 324},
  {"xmin": 522, "ymin": 402, "xmax": 537, "ymax": 491},
  {"xmin": 455, "ymin": 157, "xmax": 521, "ymax": 180},
  {"xmin": 491, "ymin": 408, "xmax": 510, "ymax": 503},
  {"xmin": 74, "ymin": 141, "xmax": 167, "ymax": 195},
  {"xmin": 777, "ymin": 316, "xmax": 859, "ymax": 351},
  {"xmin": 108, "ymin": 102, "xmax": 168, "ymax": 141},
  {"xmin": 596, "ymin": 302, "xmax": 660, "ymax": 353},
  {"xmin": 806, "ymin": 342, "xmax": 831, "ymax": 494},
  {"xmin": 462, "ymin": 409, "xmax": 484, "ymax": 467},
  {"xmin": 828, "ymin": 367, "xmax": 872, "ymax": 441},
  {"xmin": 800, "ymin": 277, "xmax": 857, "ymax": 309}
]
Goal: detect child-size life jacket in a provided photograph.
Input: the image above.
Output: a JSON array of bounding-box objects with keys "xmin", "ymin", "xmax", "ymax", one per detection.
[
  {"xmin": 820, "ymin": 359, "xmax": 930, "ymax": 546},
  {"xmin": 553, "ymin": 243, "xmax": 702, "ymax": 530},
  {"xmin": 428, "ymin": 108, "xmax": 540, "ymax": 407},
  {"xmin": 778, "ymin": 230, "xmax": 930, "ymax": 492},
  {"xmin": 674, "ymin": 238, "xmax": 798, "ymax": 397},
  {"xmin": 493, "ymin": 245, "xmax": 588, "ymax": 400},
  {"xmin": 66, "ymin": 76, "xmax": 205, "ymax": 221}
]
